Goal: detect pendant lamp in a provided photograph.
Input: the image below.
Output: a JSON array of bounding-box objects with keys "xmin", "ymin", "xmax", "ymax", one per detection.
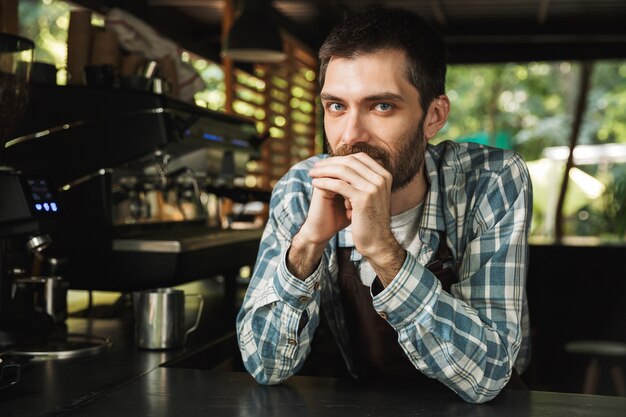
[{"xmin": 221, "ymin": 0, "xmax": 286, "ymax": 63}]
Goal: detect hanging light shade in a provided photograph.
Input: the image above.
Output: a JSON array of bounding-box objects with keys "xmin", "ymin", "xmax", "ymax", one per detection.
[{"xmin": 221, "ymin": 0, "xmax": 286, "ymax": 63}]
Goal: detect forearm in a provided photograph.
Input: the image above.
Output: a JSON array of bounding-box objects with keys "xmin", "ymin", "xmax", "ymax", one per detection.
[
  {"xmin": 372, "ymin": 253, "xmax": 523, "ymax": 403},
  {"xmin": 400, "ymin": 292, "xmax": 519, "ymax": 403},
  {"xmin": 365, "ymin": 237, "xmax": 407, "ymax": 287},
  {"xmin": 238, "ymin": 287, "xmax": 319, "ymax": 384},
  {"xmin": 287, "ymin": 231, "xmax": 327, "ymax": 279},
  {"xmin": 237, "ymin": 243, "xmax": 324, "ymax": 384}
]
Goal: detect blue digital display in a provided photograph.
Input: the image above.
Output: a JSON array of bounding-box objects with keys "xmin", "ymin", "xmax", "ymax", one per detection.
[
  {"xmin": 202, "ymin": 133, "xmax": 224, "ymax": 142},
  {"xmin": 33, "ymin": 202, "xmax": 58, "ymax": 212},
  {"xmin": 27, "ymin": 179, "xmax": 59, "ymax": 214}
]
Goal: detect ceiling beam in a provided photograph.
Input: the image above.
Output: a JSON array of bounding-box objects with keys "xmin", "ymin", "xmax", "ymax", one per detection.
[
  {"xmin": 537, "ymin": 0, "xmax": 550, "ymax": 25},
  {"xmin": 429, "ymin": 0, "xmax": 447, "ymax": 26}
]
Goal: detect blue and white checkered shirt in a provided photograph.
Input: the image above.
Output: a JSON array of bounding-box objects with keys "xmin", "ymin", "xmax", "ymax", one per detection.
[{"xmin": 237, "ymin": 140, "xmax": 532, "ymax": 403}]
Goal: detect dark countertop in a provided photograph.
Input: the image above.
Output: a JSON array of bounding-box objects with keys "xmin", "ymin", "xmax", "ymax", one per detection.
[
  {"xmin": 60, "ymin": 368, "xmax": 626, "ymax": 417},
  {"xmin": 0, "ymin": 317, "xmax": 222, "ymax": 417},
  {"xmin": 1, "ymin": 308, "xmax": 626, "ymax": 416},
  {"xmin": 0, "ymin": 277, "xmax": 238, "ymax": 417}
]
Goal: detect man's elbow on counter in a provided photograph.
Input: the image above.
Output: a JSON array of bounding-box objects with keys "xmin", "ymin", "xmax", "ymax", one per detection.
[
  {"xmin": 456, "ymin": 374, "xmax": 512, "ymax": 404},
  {"xmin": 459, "ymin": 390, "xmax": 499, "ymax": 404},
  {"xmin": 243, "ymin": 361, "xmax": 291, "ymax": 386},
  {"xmin": 251, "ymin": 372, "xmax": 286, "ymax": 386}
]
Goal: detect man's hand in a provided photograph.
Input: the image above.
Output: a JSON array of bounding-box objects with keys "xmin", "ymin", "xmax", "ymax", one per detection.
[
  {"xmin": 307, "ymin": 153, "xmax": 406, "ymax": 286},
  {"xmin": 287, "ymin": 185, "xmax": 350, "ymax": 279}
]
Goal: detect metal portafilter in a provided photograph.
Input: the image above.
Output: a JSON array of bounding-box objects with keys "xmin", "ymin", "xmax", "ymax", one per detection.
[
  {"xmin": 26, "ymin": 234, "xmax": 51, "ymax": 276},
  {"xmin": 10, "ymin": 235, "xmax": 70, "ymax": 324}
]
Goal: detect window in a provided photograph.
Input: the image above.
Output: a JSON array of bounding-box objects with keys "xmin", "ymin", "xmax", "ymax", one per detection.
[
  {"xmin": 444, "ymin": 61, "xmax": 626, "ymax": 243},
  {"xmin": 228, "ymin": 37, "xmax": 322, "ymax": 191}
]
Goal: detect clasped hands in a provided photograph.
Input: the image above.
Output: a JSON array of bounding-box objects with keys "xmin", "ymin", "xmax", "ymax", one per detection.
[{"xmin": 289, "ymin": 152, "xmax": 406, "ymax": 286}]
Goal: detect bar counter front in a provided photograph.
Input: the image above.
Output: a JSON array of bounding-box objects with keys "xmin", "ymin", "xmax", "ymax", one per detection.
[{"xmin": 1, "ymin": 316, "xmax": 625, "ymax": 417}]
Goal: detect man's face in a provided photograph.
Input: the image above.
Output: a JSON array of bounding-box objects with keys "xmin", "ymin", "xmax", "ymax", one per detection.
[{"xmin": 321, "ymin": 49, "xmax": 427, "ymax": 191}]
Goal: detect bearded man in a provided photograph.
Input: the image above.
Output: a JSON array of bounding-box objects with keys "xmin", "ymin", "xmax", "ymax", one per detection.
[{"xmin": 236, "ymin": 6, "xmax": 532, "ymax": 404}]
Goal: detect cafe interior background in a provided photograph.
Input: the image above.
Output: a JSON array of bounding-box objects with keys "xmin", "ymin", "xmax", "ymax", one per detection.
[{"xmin": 1, "ymin": 0, "xmax": 626, "ymax": 398}]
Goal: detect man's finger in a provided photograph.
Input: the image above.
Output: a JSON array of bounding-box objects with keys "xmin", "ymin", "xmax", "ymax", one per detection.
[
  {"xmin": 312, "ymin": 177, "xmax": 357, "ymax": 200},
  {"xmin": 313, "ymin": 154, "xmax": 391, "ymax": 189},
  {"xmin": 350, "ymin": 152, "xmax": 392, "ymax": 178}
]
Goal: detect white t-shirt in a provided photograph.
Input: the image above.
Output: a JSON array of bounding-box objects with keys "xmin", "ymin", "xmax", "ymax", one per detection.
[{"xmin": 358, "ymin": 202, "xmax": 424, "ymax": 286}]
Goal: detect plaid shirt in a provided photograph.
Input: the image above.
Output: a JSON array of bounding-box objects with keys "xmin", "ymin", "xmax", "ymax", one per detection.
[{"xmin": 237, "ymin": 140, "xmax": 532, "ymax": 403}]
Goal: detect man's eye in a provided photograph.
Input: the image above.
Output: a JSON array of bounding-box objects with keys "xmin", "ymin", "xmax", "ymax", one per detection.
[
  {"xmin": 328, "ymin": 103, "xmax": 344, "ymax": 112},
  {"xmin": 375, "ymin": 103, "xmax": 394, "ymax": 112}
]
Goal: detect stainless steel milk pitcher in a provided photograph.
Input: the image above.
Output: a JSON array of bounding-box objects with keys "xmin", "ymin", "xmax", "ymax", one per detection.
[{"xmin": 133, "ymin": 288, "xmax": 204, "ymax": 350}]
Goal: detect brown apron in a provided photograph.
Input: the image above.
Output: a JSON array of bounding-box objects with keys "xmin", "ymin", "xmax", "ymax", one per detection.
[
  {"xmin": 336, "ymin": 240, "xmax": 457, "ymax": 380},
  {"xmin": 298, "ymin": 237, "xmax": 454, "ymax": 380}
]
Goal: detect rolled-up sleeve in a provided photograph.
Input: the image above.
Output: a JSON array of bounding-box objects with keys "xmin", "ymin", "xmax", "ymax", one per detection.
[{"xmin": 236, "ymin": 158, "xmax": 326, "ymax": 385}]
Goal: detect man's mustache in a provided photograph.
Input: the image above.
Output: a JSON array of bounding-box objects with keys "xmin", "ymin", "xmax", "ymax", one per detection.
[{"xmin": 329, "ymin": 143, "xmax": 392, "ymax": 172}]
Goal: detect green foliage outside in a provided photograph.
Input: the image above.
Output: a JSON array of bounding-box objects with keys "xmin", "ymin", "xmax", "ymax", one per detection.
[
  {"xmin": 189, "ymin": 56, "xmax": 226, "ymax": 112},
  {"xmin": 443, "ymin": 62, "xmax": 626, "ymax": 154},
  {"xmin": 19, "ymin": 0, "xmax": 70, "ymax": 84}
]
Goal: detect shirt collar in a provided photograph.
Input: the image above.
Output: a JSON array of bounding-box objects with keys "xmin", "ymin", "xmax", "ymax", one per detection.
[
  {"xmin": 338, "ymin": 226, "xmax": 353, "ymax": 248},
  {"xmin": 421, "ymin": 145, "xmax": 446, "ymax": 232}
]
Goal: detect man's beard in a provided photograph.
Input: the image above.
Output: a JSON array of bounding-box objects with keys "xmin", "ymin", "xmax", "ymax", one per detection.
[{"xmin": 328, "ymin": 119, "xmax": 427, "ymax": 191}]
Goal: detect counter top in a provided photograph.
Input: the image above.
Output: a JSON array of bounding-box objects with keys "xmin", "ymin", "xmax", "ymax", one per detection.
[
  {"xmin": 2, "ymin": 316, "xmax": 625, "ymax": 417},
  {"xmin": 0, "ymin": 313, "xmax": 233, "ymax": 417},
  {"xmin": 60, "ymin": 368, "xmax": 626, "ymax": 417}
]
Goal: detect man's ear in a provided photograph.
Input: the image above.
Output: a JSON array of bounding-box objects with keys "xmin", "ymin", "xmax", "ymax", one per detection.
[{"xmin": 423, "ymin": 95, "xmax": 450, "ymax": 140}]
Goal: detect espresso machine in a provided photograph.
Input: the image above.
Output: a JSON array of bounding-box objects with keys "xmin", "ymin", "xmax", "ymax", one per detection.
[
  {"xmin": 1, "ymin": 82, "xmax": 267, "ymax": 292},
  {"xmin": 0, "ymin": 39, "xmax": 268, "ymax": 353},
  {"xmin": 0, "ymin": 32, "xmax": 64, "ymax": 355}
]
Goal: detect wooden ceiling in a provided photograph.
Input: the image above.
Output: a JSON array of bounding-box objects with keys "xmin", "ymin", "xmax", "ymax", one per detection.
[{"xmin": 78, "ymin": 0, "xmax": 626, "ymax": 63}]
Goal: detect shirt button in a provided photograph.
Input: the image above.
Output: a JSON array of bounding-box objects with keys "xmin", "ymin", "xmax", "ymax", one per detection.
[
  {"xmin": 379, "ymin": 312, "xmax": 389, "ymax": 320},
  {"xmin": 287, "ymin": 338, "xmax": 297, "ymax": 346},
  {"xmin": 298, "ymin": 296, "xmax": 309, "ymax": 303},
  {"xmin": 313, "ymin": 282, "xmax": 320, "ymax": 290}
]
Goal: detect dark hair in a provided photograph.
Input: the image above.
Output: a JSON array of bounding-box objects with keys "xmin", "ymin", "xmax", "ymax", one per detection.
[{"xmin": 318, "ymin": 6, "xmax": 447, "ymax": 111}]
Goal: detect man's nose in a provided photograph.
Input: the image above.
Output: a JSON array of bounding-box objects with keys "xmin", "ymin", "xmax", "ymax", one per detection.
[{"xmin": 340, "ymin": 111, "xmax": 370, "ymax": 146}]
